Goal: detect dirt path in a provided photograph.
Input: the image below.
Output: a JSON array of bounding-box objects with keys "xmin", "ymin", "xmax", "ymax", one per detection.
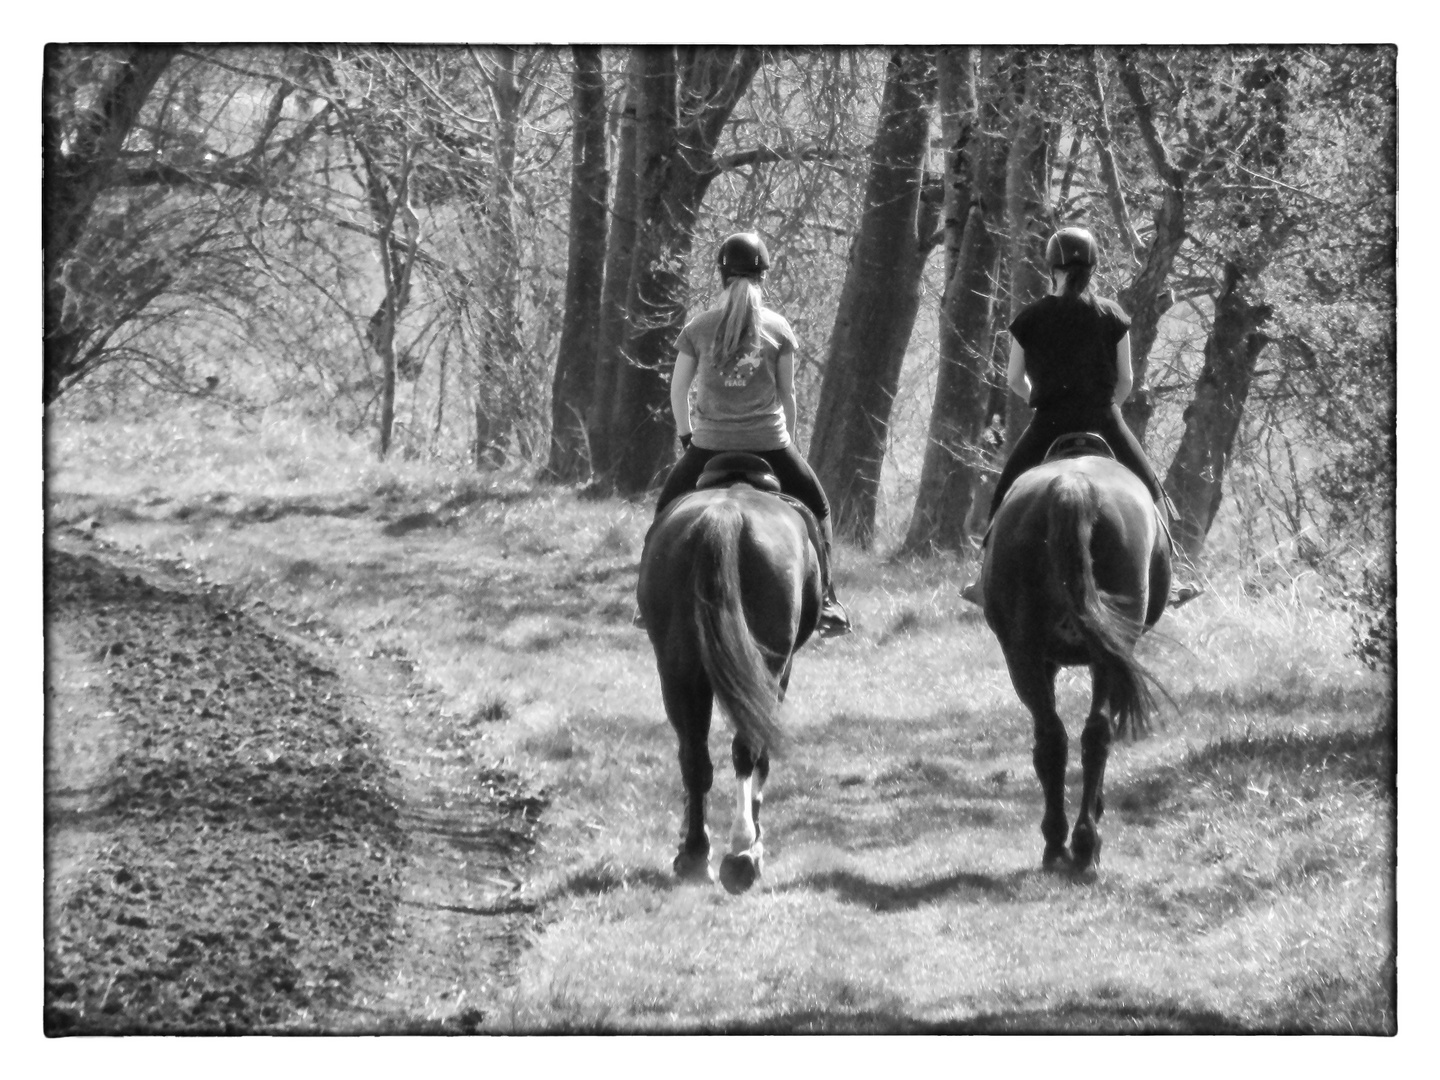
[{"xmin": 44, "ymin": 529, "xmax": 544, "ymax": 1034}]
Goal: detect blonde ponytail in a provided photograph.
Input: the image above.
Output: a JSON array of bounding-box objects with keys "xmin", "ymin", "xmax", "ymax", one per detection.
[{"xmin": 713, "ymin": 277, "xmax": 775, "ymax": 369}]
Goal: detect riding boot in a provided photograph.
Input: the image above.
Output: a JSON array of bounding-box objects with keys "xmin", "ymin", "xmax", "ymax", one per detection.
[
  {"xmin": 816, "ymin": 523, "xmax": 852, "ymax": 638},
  {"xmin": 1156, "ymin": 496, "xmax": 1204, "ymax": 608},
  {"xmin": 959, "ymin": 520, "xmax": 992, "ymax": 606}
]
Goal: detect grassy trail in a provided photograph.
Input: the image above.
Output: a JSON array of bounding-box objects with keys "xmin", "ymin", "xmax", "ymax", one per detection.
[{"xmin": 48, "ymin": 417, "xmax": 1395, "ymax": 1033}]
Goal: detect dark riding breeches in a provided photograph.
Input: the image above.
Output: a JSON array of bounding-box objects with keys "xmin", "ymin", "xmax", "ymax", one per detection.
[
  {"xmin": 988, "ymin": 403, "xmax": 1166, "ymax": 519},
  {"xmin": 654, "ymin": 443, "xmax": 833, "ymax": 547}
]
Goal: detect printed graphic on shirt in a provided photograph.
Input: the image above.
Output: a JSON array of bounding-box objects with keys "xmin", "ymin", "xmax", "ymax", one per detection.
[{"xmin": 721, "ymin": 350, "xmax": 766, "ymax": 387}]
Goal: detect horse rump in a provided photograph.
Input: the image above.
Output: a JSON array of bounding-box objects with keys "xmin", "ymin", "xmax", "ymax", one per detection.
[
  {"xmin": 1046, "ymin": 473, "xmax": 1157, "ymax": 738},
  {"xmin": 690, "ymin": 504, "xmax": 785, "ymax": 756}
]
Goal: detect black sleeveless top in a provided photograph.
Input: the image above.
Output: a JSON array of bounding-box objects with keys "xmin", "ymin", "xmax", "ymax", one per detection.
[{"xmin": 1008, "ymin": 294, "xmax": 1131, "ymax": 412}]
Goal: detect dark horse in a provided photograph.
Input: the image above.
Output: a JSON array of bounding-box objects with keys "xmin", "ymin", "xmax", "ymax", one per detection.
[
  {"xmin": 637, "ymin": 454, "xmax": 823, "ymax": 894},
  {"xmin": 981, "ymin": 447, "xmax": 1171, "ymax": 874}
]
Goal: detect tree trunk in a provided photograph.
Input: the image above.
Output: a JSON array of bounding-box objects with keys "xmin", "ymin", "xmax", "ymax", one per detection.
[
  {"xmin": 999, "ymin": 60, "xmax": 1052, "ymax": 456},
  {"xmin": 809, "ymin": 48, "xmax": 938, "ymax": 548},
  {"xmin": 475, "ymin": 47, "xmax": 525, "ymax": 468},
  {"xmin": 588, "ymin": 56, "xmax": 641, "ymax": 479},
  {"xmin": 608, "ymin": 48, "xmax": 687, "ymax": 495},
  {"xmin": 1163, "ymin": 55, "xmax": 1292, "ymax": 558},
  {"xmin": 1115, "ymin": 186, "xmax": 1184, "ymax": 440},
  {"xmin": 901, "ymin": 47, "xmax": 1002, "ymax": 554},
  {"xmin": 353, "ymin": 135, "xmax": 417, "ymax": 459},
  {"xmin": 598, "ymin": 46, "xmax": 763, "ymax": 497},
  {"xmin": 962, "ymin": 55, "xmax": 1055, "ymax": 539},
  {"xmin": 1164, "ymin": 262, "xmax": 1272, "ymax": 559},
  {"xmin": 43, "ymin": 46, "xmax": 178, "ymax": 403},
  {"xmin": 546, "ymin": 45, "xmax": 610, "ymax": 482}
]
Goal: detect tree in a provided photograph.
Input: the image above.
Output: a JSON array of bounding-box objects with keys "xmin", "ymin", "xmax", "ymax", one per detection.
[
  {"xmin": 45, "ymin": 46, "xmax": 179, "ymax": 401},
  {"xmin": 313, "ymin": 50, "xmax": 428, "ymax": 458},
  {"xmin": 1104, "ymin": 48, "xmax": 1201, "ymax": 441},
  {"xmin": 587, "ymin": 54, "xmax": 642, "ymax": 482},
  {"xmin": 546, "ymin": 45, "xmax": 609, "ymax": 482},
  {"xmin": 592, "ymin": 46, "xmax": 764, "ymax": 496},
  {"xmin": 899, "ymin": 47, "xmax": 999, "ymax": 554},
  {"xmin": 1161, "ymin": 53, "xmax": 1293, "ymax": 557},
  {"xmin": 809, "ymin": 47, "xmax": 939, "ymax": 547},
  {"xmin": 470, "ymin": 46, "xmax": 559, "ymax": 465},
  {"xmin": 899, "ymin": 49, "xmax": 1060, "ymax": 554}
]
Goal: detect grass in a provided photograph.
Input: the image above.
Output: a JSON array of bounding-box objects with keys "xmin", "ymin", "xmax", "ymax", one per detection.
[{"xmin": 46, "ymin": 407, "xmax": 1396, "ymax": 1034}]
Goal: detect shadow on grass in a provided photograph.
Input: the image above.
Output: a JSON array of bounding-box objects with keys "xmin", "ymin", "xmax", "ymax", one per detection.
[
  {"xmin": 527, "ymin": 1000, "xmax": 1256, "ymax": 1034},
  {"xmin": 57, "ymin": 485, "xmax": 540, "ymax": 530},
  {"xmin": 776, "ymin": 866, "xmax": 1028, "ymax": 910},
  {"xmin": 1111, "ymin": 722, "xmax": 1396, "ymax": 820},
  {"xmin": 1173, "ymin": 684, "xmax": 1391, "ymax": 717},
  {"xmin": 706, "ymin": 1000, "xmax": 1255, "ymax": 1034}
]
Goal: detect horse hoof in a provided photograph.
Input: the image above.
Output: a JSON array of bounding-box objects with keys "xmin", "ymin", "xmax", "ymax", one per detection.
[
  {"xmin": 718, "ymin": 850, "xmax": 762, "ymax": 894},
  {"xmin": 1042, "ymin": 846, "xmax": 1072, "ymax": 871},
  {"xmin": 1070, "ymin": 829, "xmax": 1101, "ymax": 873},
  {"xmin": 673, "ymin": 850, "xmax": 715, "ymax": 883}
]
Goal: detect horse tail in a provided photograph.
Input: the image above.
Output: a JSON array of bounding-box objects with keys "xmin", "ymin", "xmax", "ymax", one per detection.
[
  {"xmin": 1047, "ymin": 474, "xmax": 1156, "ymax": 739},
  {"xmin": 691, "ymin": 504, "xmax": 785, "ymax": 755}
]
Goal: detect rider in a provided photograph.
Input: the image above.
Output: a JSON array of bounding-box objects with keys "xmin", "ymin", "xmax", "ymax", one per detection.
[
  {"xmin": 648, "ymin": 230, "xmax": 852, "ymax": 638},
  {"xmin": 962, "ymin": 225, "xmax": 1191, "ymax": 603}
]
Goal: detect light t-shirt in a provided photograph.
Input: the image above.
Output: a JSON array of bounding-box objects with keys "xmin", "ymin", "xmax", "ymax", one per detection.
[{"xmin": 676, "ymin": 305, "xmax": 798, "ymax": 451}]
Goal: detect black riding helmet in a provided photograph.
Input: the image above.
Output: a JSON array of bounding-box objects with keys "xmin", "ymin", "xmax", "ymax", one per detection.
[
  {"xmin": 1045, "ymin": 226, "xmax": 1099, "ymax": 270},
  {"xmin": 718, "ymin": 231, "xmax": 770, "ymax": 282}
]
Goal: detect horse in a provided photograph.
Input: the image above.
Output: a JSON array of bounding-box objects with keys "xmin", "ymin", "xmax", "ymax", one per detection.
[
  {"xmin": 636, "ymin": 453, "xmax": 824, "ymax": 894},
  {"xmin": 980, "ymin": 440, "xmax": 1171, "ymax": 874}
]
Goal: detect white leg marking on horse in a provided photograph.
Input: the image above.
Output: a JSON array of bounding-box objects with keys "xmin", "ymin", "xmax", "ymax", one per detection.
[{"xmin": 730, "ymin": 772, "xmax": 757, "ymax": 852}]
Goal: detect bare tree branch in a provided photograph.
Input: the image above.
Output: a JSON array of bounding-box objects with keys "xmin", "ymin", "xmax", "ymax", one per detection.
[
  {"xmin": 711, "ymin": 143, "xmax": 847, "ymax": 173},
  {"xmin": 1115, "ymin": 50, "xmax": 1181, "ymax": 187},
  {"xmin": 1084, "ymin": 49, "xmax": 1141, "ymax": 262}
]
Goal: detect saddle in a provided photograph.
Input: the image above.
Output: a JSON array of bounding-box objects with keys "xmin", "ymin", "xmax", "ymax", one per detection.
[
  {"xmin": 692, "ymin": 452, "xmax": 828, "ymax": 584},
  {"xmin": 1043, "ymin": 431, "xmax": 1115, "ymax": 462},
  {"xmin": 695, "ymin": 452, "xmax": 782, "ymax": 493}
]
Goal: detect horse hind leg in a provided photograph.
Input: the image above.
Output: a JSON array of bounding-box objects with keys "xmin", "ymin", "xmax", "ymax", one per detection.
[
  {"xmin": 1008, "ymin": 653, "xmax": 1069, "ymax": 869},
  {"xmin": 664, "ymin": 677, "xmax": 716, "ymax": 883},
  {"xmin": 719, "ymin": 735, "xmax": 768, "ymax": 895},
  {"xmin": 1070, "ymin": 665, "xmax": 1115, "ymax": 874}
]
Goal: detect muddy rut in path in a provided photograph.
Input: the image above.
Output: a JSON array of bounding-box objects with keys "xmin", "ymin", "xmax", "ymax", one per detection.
[{"xmin": 44, "ymin": 528, "xmax": 546, "ymax": 1034}]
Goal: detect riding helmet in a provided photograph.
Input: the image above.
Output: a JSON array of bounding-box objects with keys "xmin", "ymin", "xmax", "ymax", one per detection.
[
  {"xmin": 718, "ymin": 231, "xmax": 771, "ymax": 279},
  {"xmin": 1045, "ymin": 226, "xmax": 1099, "ymax": 270}
]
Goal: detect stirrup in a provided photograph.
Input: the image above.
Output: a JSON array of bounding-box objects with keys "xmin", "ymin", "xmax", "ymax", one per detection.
[
  {"xmin": 817, "ymin": 598, "xmax": 852, "ymax": 638},
  {"xmin": 1168, "ymin": 584, "xmax": 1204, "ymax": 609}
]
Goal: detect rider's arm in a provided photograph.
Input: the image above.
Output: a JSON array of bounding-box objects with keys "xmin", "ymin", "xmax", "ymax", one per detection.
[
  {"xmin": 1113, "ymin": 333, "xmax": 1134, "ymax": 404},
  {"xmin": 671, "ymin": 351, "xmax": 698, "ymax": 438},
  {"xmin": 1006, "ymin": 337, "xmax": 1030, "ymax": 400},
  {"xmin": 777, "ymin": 346, "xmax": 797, "ymax": 441}
]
